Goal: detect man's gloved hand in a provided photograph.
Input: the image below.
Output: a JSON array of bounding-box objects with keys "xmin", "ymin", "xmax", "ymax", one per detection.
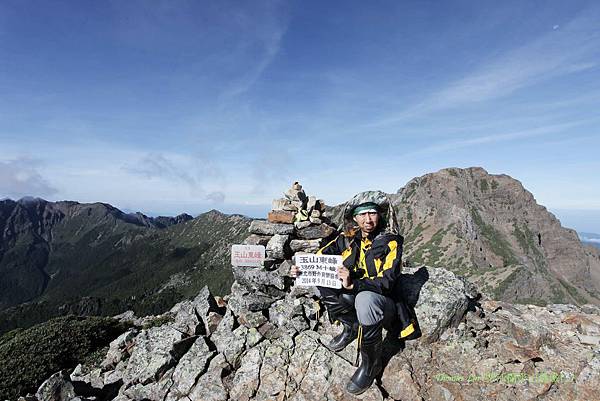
[{"xmin": 290, "ymin": 264, "xmax": 301, "ymax": 278}]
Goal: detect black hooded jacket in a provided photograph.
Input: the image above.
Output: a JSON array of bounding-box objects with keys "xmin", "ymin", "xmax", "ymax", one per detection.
[
  {"xmin": 317, "ymin": 190, "xmax": 403, "ymax": 296},
  {"xmin": 317, "ymin": 230, "xmax": 403, "ymax": 296}
]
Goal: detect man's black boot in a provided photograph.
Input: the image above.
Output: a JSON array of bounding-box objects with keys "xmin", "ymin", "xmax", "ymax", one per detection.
[
  {"xmin": 346, "ymin": 322, "xmax": 383, "ymax": 395},
  {"xmin": 322, "ymin": 294, "xmax": 358, "ymax": 352},
  {"xmin": 328, "ymin": 314, "xmax": 358, "ymax": 352}
]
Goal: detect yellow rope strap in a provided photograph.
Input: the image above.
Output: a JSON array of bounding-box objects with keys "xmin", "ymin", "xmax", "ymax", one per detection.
[{"xmin": 355, "ymin": 325, "xmax": 363, "ymax": 366}]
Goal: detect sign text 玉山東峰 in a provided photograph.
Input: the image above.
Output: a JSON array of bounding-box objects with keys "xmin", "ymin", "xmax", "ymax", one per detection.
[{"xmin": 295, "ymin": 254, "xmax": 342, "ymax": 289}]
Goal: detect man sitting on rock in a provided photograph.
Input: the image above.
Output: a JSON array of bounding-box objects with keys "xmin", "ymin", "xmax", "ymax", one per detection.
[{"xmin": 291, "ymin": 191, "xmax": 416, "ymax": 395}]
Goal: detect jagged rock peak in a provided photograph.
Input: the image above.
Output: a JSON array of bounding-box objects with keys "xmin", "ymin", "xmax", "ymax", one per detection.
[{"xmin": 391, "ymin": 166, "xmax": 600, "ymax": 306}]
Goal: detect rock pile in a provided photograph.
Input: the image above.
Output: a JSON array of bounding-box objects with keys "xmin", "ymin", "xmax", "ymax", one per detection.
[
  {"xmin": 230, "ymin": 182, "xmax": 336, "ymax": 316},
  {"xmin": 17, "ymin": 183, "xmax": 600, "ymax": 401}
]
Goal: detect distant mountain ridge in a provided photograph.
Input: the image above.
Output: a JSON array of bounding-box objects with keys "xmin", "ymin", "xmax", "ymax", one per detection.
[
  {"xmin": 0, "ymin": 198, "xmax": 250, "ymax": 334},
  {"xmin": 3, "ymin": 167, "xmax": 600, "ymax": 335},
  {"xmin": 0, "ymin": 197, "xmax": 192, "ymax": 310}
]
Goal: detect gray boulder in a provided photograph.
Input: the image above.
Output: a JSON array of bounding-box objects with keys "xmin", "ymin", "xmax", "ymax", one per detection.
[
  {"xmin": 249, "ymin": 220, "xmax": 294, "ymax": 235},
  {"xmin": 296, "ymin": 224, "xmax": 336, "ymax": 240},
  {"xmin": 399, "ymin": 266, "xmax": 472, "ymax": 342},
  {"xmin": 243, "ymin": 234, "xmax": 271, "ymax": 246},
  {"xmin": 36, "ymin": 371, "xmax": 75, "ymax": 401},
  {"xmin": 165, "ymin": 337, "xmax": 214, "ymax": 401},
  {"xmin": 290, "ymin": 239, "xmax": 322, "ymax": 253},
  {"xmin": 100, "ymin": 329, "xmax": 139, "ymax": 370},
  {"xmin": 187, "ymin": 354, "xmax": 230, "ymax": 401},
  {"xmin": 211, "ymin": 310, "xmax": 249, "ymax": 367},
  {"xmin": 119, "ymin": 367, "xmax": 174, "ymax": 401},
  {"xmin": 121, "ymin": 325, "xmax": 185, "ymax": 385},
  {"xmin": 231, "ymin": 265, "xmax": 286, "ymax": 293},
  {"xmin": 265, "ymin": 234, "xmax": 290, "ymax": 260},
  {"xmin": 229, "ymin": 345, "xmax": 264, "ymax": 401}
]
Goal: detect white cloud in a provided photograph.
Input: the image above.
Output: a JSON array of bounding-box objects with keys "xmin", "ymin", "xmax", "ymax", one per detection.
[
  {"xmin": 0, "ymin": 157, "xmax": 58, "ymax": 199},
  {"xmin": 206, "ymin": 191, "xmax": 226, "ymax": 204},
  {"xmin": 217, "ymin": 1, "xmax": 290, "ymax": 100},
  {"xmin": 399, "ymin": 120, "xmax": 592, "ymax": 158},
  {"xmin": 124, "ymin": 153, "xmax": 198, "ymax": 187}
]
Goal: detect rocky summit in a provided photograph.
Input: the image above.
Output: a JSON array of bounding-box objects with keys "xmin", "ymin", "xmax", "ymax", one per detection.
[
  {"xmin": 17, "ymin": 182, "xmax": 600, "ymax": 401},
  {"xmin": 331, "ymin": 167, "xmax": 600, "ymax": 306}
]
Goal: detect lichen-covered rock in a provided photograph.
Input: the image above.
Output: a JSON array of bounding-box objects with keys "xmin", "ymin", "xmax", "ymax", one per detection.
[
  {"xmin": 268, "ymin": 297, "xmax": 310, "ymax": 334},
  {"xmin": 122, "ymin": 325, "xmax": 185, "ymax": 385},
  {"xmin": 249, "ymin": 220, "xmax": 294, "ymax": 235},
  {"xmin": 243, "ymin": 234, "xmax": 271, "ymax": 246},
  {"xmin": 296, "ymin": 224, "xmax": 336, "ymax": 240},
  {"xmin": 70, "ymin": 364, "xmax": 104, "ymax": 392},
  {"xmin": 168, "ymin": 286, "xmax": 221, "ymax": 336},
  {"xmin": 231, "ymin": 265, "xmax": 287, "ymax": 294},
  {"xmin": 238, "ymin": 310, "xmax": 268, "ymax": 328},
  {"xmin": 187, "ymin": 354, "xmax": 230, "ymax": 401},
  {"xmin": 100, "ymin": 329, "xmax": 139, "ymax": 369},
  {"xmin": 254, "ymin": 337, "xmax": 294, "ymax": 400},
  {"xmin": 266, "ymin": 234, "xmax": 291, "ymax": 260},
  {"xmin": 284, "ymin": 331, "xmax": 384, "ymax": 401},
  {"xmin": 120, "ymin": 366, "xmax": 174, "ymax": 401},
  {"xmin": 36, "ymin": 371, "xmax": 75, "ymax": 401},
  {"xmin": 212, "ymin": 310, "xmax": 249, "ymax": 367},
  {"xmin": 227, "ymin": 281, "xmax": 283, "ymax": 315},
  {"xmin": 399, "ymin": 266, "xmax": 471, "ymax": 342},
  {"xmin": 165, "ymin": 337, "xmax": 214, "ymax": 401},
  {"xmin": 381, "ymin": 355, "xmax": 422, "ymax": 401},
  {"xmin": 229, "ymin": 345, "xmax": 265, "ymax": 401},
  {"xmin": 290, "ymin": 239, "xmax": 322, "ymax": 253}
]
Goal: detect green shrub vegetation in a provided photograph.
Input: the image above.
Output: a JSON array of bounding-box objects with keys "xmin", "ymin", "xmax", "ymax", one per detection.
[
  {"xmin": 471, "ymin": 209, "xmax": 518, "ymax": 267},
  {"xmin": 480, "ymin": 179, "xmax": 489, "ymax": 192},
  {"xmin": 512, "ymin": 223, "xmax": 545, "ymax": 268},
  {"xmin": 410, "ymin": 225, "xmax": 453, "ymax": 267},
  {"xmin": 0, "ymin": 211, "xmax": 248, "ymax": 335},
  {"xmin": 403, "ymin": 182, "xmax": 418, "ymax": 200},
  {"xmin": 404, "ymin": 222, "xmax": 428, "ymax": 245},
  {"xmin": 142, "ymin": 314, "xmax": 175, "ymax": 330},
  {"xmin": 492, "ymin": 266, "xmax": 526, "ymax": 299},
  {"xmin": 557, "ymin": 278, "xmax": 588, "ymax": 305},
  {"xmin": 0, "ymin": 315, "xmax": 130, "ymax": 400}
]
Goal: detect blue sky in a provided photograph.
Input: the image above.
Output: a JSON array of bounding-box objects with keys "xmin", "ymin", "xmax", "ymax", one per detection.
[{"xmin": 1, "ymin": 0, "xmax": 600, "ymax": 232}]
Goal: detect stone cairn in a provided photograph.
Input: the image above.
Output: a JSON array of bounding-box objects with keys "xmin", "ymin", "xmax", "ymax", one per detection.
[
  {"xmin": 244, "ymin": 181, "xmax": 334, "ymax": 257},
  {"xmin": 227, "ymin": 182, "xmax": 339, "ymax": 335}
]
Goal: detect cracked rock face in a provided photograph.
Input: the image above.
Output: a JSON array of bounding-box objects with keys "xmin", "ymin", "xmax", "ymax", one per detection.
[{"xmin": 31, "ymin": 268, "xmax": 600, "ymax": 401}]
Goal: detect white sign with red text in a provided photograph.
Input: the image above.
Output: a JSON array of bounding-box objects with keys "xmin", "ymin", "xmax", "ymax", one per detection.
[
  {"xmin": 295, "ymin": 253, "xmax": 342, "ymax": 289},
  {"xmin": 231, "ymin": 244, "xmax": 265, "ymax": 267}
]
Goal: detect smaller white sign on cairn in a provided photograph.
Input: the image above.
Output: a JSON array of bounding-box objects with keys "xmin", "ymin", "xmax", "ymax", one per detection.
[
  {"xmin": 231, "ymin": 244, "xmax": 265, "ymax": 267},
  {"xmin": 295, "ymin": 253, "xmax": 342, "ymax": 289}
]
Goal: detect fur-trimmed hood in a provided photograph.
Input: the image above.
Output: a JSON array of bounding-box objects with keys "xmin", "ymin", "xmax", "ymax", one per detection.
[{"xmin": 341, "ymin": 190, "xmax": 399, "ymax": 237}]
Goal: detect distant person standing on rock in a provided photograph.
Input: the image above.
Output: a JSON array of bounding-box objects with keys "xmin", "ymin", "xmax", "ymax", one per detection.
[{"xmin": 290, "ymin": 191, "xmax": 417, "ymax": 395}]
